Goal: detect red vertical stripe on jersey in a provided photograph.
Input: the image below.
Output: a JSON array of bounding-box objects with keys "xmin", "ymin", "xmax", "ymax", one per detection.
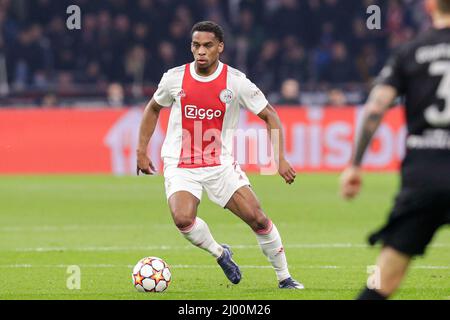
[{"xmin": 178, "ymin": 63, "xmax": 228, "ymax": 168}]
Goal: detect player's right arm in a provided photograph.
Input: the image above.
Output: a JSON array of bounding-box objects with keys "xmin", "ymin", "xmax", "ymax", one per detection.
[
  {"xmin": 137, "ymin": 70, "xmax": 175, "ymax": 175},
  {"xmin": 340, "ymin": 84, "xmax": 398, "ymax": 200},
  {"xmin": 136, "ymin": 98, "xmax": 164, "ymax": 175}
]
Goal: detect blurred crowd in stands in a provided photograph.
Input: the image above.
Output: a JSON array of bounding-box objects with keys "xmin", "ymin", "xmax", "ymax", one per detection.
[{"xmin": 0, "ymin": 0, "xmax": 431, "ymax": 107}]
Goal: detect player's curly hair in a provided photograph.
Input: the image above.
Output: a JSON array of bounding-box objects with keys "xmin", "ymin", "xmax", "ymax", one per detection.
[
  {"xmin": 438, "ymin": 0, "xmax": 450, "ymax": 13},
  {"xmin": 191, "ymin": 21, "xmax": 224, "ymax": 43}
]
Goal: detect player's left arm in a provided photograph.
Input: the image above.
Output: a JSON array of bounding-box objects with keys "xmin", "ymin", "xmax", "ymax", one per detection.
[
  {"xmin": 258, "ymin": 104, "xmax": 296, "ymax": 184},
  {"xmin": 340, "ymin": 84, "xmax": 398, "ymax": 200}
]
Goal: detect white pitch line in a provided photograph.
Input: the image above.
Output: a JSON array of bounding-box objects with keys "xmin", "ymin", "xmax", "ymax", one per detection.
[
  {"xmin": 0, "ymin": 224, "xmax": 251, "ymax": 232},
  {"xmin": 0, "ymin": 225, "xmax": 174, "ymax": 232},
  {"xmin": 0, "ymin": 264, "xmax": 271, "ymax": 269},
  {"xmin": 412, "ymin": 266, "xmax": 450, "ymax": 270},
  {"xmin": 0, "ymin": 264, "xmax": 447, "ymax": 270},
  {"xmin": 10, "ymin": 244, "xmax": 367, "ymax": 252},
  {"xmin": 8, "ymin": 243, "xmax": 450, "ymax": 252}
]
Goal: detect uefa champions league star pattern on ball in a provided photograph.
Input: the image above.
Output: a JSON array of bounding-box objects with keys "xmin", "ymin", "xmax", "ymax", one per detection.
[{"xmin": 132, "ymin": 257, "xmax": 171, "ymax": 292}]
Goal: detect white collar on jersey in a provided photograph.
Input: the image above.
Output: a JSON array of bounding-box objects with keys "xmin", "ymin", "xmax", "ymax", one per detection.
[{"xmin": 190, "ymin": 61, "xmax": 224, "ymax": 82}]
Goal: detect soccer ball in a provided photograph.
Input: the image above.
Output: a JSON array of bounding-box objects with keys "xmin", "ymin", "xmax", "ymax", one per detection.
[{"xmin": 132, "ymin": 257, "xmax": 171, "ymax": 292}]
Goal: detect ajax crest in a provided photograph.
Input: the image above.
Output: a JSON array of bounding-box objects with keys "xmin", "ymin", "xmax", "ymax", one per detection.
[{"xmin": 220, "ymin": 89, "xmax": 233, "ymax": 104}]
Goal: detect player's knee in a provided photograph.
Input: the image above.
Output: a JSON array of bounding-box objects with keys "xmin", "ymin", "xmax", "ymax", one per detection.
[
  {"xmin": 251, "ymin": 209, "xmax": 270, "ymax": 233},
  {"xmin": 172, "ymin": 212, "xmax": 196, "ymax": 231},
  {"xmin": 174, "ymin": 218, "xmax": 196, "ymax": 231}
]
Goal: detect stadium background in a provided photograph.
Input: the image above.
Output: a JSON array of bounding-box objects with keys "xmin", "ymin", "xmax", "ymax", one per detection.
[
  {"xmin": 0, "ymin": 0, "xmax": 422, "ymax": 174},
  {"xmin": 0, "ymin": 0, "xmax": 429, "ymax": 106},
  {"xmin": 1, "ymin": 0, "xmax": 449, "ymax": 301}
]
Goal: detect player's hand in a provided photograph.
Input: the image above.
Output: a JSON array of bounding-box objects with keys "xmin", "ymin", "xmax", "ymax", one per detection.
[
  {"xmin": 340, "ymin": 166, "xmax": 362, "ymax": 200},
  {"xmin": 136, "ymin": 150, "xmax": 156, "ymax": 175},
  {"xmin": 278, "ymin": 158, "xmax": 296, "ymax": 185}
]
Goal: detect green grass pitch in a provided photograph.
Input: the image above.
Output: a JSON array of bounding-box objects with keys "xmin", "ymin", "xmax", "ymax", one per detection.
[{"xmin": 0, "ymin": 174, "xmax": 448, "ymax": 300}]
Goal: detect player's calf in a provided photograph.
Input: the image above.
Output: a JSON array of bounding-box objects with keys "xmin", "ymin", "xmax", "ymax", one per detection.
[
  {"xmin": 254, "ymin": 220, "xmax": 304, "ymax": 288},
  {"xmin": 178, "ymin": 217, "xmax": 224, "ymax": 259},
  {"xmin": 357, "ymin": 247, "xmax": 410, "ymax": 299}
]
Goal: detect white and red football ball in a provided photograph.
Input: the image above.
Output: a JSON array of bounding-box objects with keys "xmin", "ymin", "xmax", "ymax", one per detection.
[{"xmin": 132, "ymin": 257, "xmax": 171, "ymax": 292}]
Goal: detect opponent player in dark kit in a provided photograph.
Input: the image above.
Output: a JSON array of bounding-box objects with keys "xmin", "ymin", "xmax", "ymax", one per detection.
[{"xmin": 340, "ymin": 0, "xmax": 450, "ymax": 300}]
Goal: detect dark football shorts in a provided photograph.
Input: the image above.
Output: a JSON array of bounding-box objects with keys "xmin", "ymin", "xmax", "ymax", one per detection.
[{"xmin": 368, "ymin": 187, "xmax": 450, "ymax": 256}]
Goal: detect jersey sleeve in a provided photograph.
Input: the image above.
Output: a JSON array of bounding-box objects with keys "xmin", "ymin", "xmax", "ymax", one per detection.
[
  {"xmin": 153, "ymin": 72, "xmax": 174, "ymax": 107},
  {"xmin": 239, "ymin": 77, "xmax": 268, "ymax": 115},
  {"xmin": 375, "ymin": 48, "xmax": 406, "ymax": 95}
]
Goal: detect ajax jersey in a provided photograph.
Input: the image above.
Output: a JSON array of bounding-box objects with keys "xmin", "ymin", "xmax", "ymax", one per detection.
[{"xmin": 153, "ymin": 61, "xmax": 268, "ymax": 168}]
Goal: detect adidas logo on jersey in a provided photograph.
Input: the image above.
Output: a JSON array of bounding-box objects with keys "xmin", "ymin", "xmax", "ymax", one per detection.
[{"xmin": 176, "ymin": 89, "xmax": 186, "ymax": 98}]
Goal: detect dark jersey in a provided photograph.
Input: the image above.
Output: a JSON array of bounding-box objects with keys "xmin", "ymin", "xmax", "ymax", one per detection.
[{"xmin": 376, "ymin": 27, "xmax": 450, "ymax": 188}]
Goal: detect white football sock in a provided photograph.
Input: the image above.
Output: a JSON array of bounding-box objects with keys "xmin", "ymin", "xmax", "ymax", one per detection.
[
  {"xmin": 178, "ymin": 217, "xmax": 223, "ymax": 258},
  {"xmin": 255, "ymin": 220, "xmax": 291, "ymax": 281}
]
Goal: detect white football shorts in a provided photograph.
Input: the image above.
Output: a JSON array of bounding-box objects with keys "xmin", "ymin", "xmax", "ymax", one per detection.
[{"xmin": 163, "ymin": 161, "xmax": 251, "ymax": 207}]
